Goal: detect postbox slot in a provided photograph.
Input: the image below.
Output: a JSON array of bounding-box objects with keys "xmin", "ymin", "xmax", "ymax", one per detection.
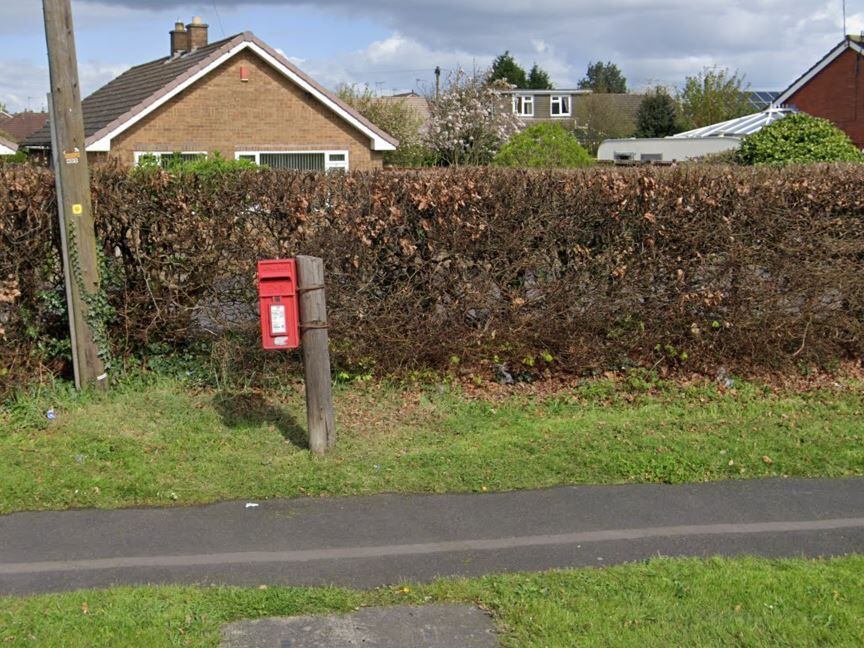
[{"xmin": 258, "ymin": 278, "xmax": 294, "ymax": 297}]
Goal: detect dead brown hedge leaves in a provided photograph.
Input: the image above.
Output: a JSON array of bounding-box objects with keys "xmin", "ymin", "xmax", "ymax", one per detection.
[{"xmin": 1, "ymin": 163, "xmax": 863, "ymax": 392}]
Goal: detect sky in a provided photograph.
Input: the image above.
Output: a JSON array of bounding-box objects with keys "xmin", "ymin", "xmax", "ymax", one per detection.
[{"xmin": 0, "ymin": 1, "xmax": 862, "ymax": 113}]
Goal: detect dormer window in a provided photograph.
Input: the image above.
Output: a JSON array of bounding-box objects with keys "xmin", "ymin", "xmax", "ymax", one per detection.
[
  {"xmin": 551, "ymin": 95, "xmax": 571, "ymax": 117},
  {"xmin": 512, "ymin": 95, "xmax": 534, "ymax": 117}
]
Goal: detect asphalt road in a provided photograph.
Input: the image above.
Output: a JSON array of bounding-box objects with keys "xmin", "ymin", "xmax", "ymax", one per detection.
[{"xmin": 1, "ymin": 478, "xmax": 862, "ymax": 595}]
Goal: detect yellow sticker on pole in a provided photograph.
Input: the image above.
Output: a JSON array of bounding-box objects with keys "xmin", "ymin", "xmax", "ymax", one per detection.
[{"xmin": 72, "ymin": 204, "xmax": 83, "ymax": 215}]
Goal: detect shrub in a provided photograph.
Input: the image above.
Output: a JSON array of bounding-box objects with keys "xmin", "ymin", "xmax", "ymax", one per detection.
[
  {"xmin": 737, "ymin": 113, "xmax": 864, "ymax": 165},
  {"xmin": 0, "ymin": 150, "xmax": 29, "ymax": 165},
  {"xmin": 2, "ymin": 165, "xmax": 863, "ymax": 394},
  {"xmin": 134, "ymin": 152, "xmax": 258, "ymax": 177},
  {"xmin": 493, "ymin": 123, "xmax": 593, "ymax": 168}
]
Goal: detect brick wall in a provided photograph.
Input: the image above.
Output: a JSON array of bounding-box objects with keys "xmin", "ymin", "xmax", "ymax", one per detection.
[
  {"xmin": 111, "ymin": 50, "xmax": 384, "ymax": 170},
  {"xmin": 787, "ymin": 47, "xmax": 864, "ymax": 148}
]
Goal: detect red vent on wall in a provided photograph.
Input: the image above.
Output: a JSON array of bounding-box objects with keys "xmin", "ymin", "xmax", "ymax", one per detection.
[{"xmin": 240, "ymin": 66, "xmax": 249, "ymax": 82}]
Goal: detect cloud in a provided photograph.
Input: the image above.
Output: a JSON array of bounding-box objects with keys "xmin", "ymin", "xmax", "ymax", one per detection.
[
  {"xmin": 297, "ymin": 33, "xmax": 485, "ymax": 95},
  {"xmin": 0, "ymin": 59, "xmax": 128, "ymax": 113},
  {"xmin": 0, "ymin": 1, "xmax": 143, "ymax": 35},
  {"xmin": 69, "ymin": 0, "xmax": 848, "ymax": 89},
  {"xmin": 0, "ymin": 0, "xmax": 854, "ymax": 108}
]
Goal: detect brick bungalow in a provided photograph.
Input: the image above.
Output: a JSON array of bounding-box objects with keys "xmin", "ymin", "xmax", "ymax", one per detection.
[
  {"xmin": 24, "ymin": 18, "xmax": 397, "ymax": 170},
  {"xmin": 776, "ymin": 35, "xmax": 864, "ymax": 148}
]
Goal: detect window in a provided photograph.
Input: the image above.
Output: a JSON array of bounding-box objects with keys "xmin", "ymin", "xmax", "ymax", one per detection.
[
  {"xmin": 134, "ymin": 151, "xmax": 207, "ymax": 167},
  {"xmin": 550, "ymin": 95, "xmax": 571, "ymax": 117},
  {"xmin": 235, "ymin": 151, "xmax": 349, "ymax": 171},
  {"xmin": 640, "ymin": 153, "xmax": 663, "ymax": 162},
  {"xmin": 512, "ymin": 95, "xmax": 534, "ymax": 117},
  {"xmin": 262, "ymin": 152, "xmax": 325, "ymax": 171},
  {"xmin": 613, "ymin": 152, "xmax": 635, "ymax": 161}
]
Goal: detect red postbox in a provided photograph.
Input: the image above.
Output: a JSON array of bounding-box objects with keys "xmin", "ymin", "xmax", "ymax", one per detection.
[{"xmin": 258, "ymin": 259, "xmax": 300, "ymax": 350}]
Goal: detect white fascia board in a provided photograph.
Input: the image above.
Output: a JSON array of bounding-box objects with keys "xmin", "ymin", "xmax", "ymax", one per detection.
[
  {"xmin": 776, "ymin": 40, "xmax": 864, "ymax": 105},
  {"xmin": 88, "ymin": 40, "xmax": 396, "ymax": 153}
]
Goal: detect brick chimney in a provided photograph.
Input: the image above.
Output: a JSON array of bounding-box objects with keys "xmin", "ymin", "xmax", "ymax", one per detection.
[
  {"xmin": 186, "ymin": 16, "xmax": 209, "ymax": 50},
  {"xmin": 170, "ymin": 21, "xmax": 189, "ymax": 56}
]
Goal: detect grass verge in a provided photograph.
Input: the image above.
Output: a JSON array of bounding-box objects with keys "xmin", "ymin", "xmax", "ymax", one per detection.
[
  {"xmin": 0, "ymin": 373, "xmax": 862, "ymax": 513},
  {"xmin": 1, "ymin": 556, "xmax": 862, "ymax": 647}
]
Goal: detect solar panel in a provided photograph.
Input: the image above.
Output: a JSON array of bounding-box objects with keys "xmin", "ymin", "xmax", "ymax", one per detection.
[{"xmin": 745, "ymin": 91, "xmax": 782, "ymax": 110}]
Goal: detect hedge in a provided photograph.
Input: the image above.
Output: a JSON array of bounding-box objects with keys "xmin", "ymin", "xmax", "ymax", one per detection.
[{"xmin": 1, "ymin": 164, "xmax": 863, "ymax": 393}]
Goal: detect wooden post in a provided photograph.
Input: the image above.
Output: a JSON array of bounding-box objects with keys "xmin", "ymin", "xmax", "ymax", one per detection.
[
  {"xmin": 48, "ymin": 95, "xmax": 80, "ymax": 389},
  {"xmin": 43, "ymin": 0, "xmax": 106, "ymax": 390},
  {"xmin": 296, "ymin": 255, "xmax": 335, "ymax": 454}
]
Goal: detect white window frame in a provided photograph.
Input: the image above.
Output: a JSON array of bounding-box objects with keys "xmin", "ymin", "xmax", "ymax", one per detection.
[
  {"xmin": 235, "ymin": 150, "xmax": 350, "ymax": 171},
  {"xmin": 512, "ymin": 95, "xmax": 534, "ymax": 117},
  {"xmin": 133, "ymin": 151, "xmax": 208, "ymax": 166},
  {"xmin": 550, "ymin": 95, "xmax": 571, "ymax": 118}
]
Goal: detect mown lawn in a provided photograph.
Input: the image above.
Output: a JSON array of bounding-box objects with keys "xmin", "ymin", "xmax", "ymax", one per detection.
[
  {"xmin": 1, "ymin": 557, "xmax": 862, "ymax": 647},
  {"xmin": 0, "ymin": 373, "xmax": 862, "ymax": 513}
]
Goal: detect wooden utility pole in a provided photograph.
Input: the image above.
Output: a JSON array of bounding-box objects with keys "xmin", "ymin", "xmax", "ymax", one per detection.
[
  {"xmin": 296, "ymin": 255, "xmax": 335, "ymax": 455},
  {"xmin": 435, "ymin": 66, "xmax": 441, "ymax": 98},
  {"xmin": 43, "ymin": 0, "xmax": 106, "ymax": 390}
]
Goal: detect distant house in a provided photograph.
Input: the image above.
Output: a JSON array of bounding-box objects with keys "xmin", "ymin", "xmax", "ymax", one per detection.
[
  {"xmin": 493, "ymin": 89, "xmax": 643, "ymax": 130},
  {"xmin": 0, "ymin": 133, "xmax": 17, "ymax": 156},
  {"xmin": 496, "ymin": 89, "xmax": 591, "ymax": 125},
  {"xmin": 378, "ymin": 91, "xmax": 431, "ymax": 133},
  {"xmin": 24, "ymin": 17, "xmax": 397, "ymax": 170},
  {"xmin": 776, "ymin": 34, "xmax": 864, "ymax": 148},
  {"xmin": 0, "ymin": 111, "xmax": 48, "ymax": 143}
]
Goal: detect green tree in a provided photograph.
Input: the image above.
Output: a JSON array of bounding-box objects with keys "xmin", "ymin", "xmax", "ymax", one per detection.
[
  {"xmin": 489, "ymin": 51, "xmax": 527, "ymax": 88},
  {"xmin": 337, "ymin": 85, "xmax": 432, "ymax": 167},
  {"xmin": 635, "ymin": 88, "xmax": 680, "ymax": 137},
  {"xmin": 526, "ymin": 64, "xmax": 553, "ymax": 90},
  {"xmin": 574, "ymin": 95, "xmax": 637, "ymax": 154},
  {"xmin": 493, "ymin": 122, "xmax": 594, "ymax": 168},
  {"xmin": 736, "ymin": 113, "xmax": 863, "ymax": 165},
  {"xmin": 578, "ymin": 61, "xmax": 627, "ymax": 93},
  {"xmin": 679, "ymin": 67, "xmax": 751, "ymax": 130}
]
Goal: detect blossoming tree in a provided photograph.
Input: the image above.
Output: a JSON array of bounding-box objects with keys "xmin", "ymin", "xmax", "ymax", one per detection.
[{"xmin": 426, "ymin": 70, "xmax": 522, "ymax": 166}]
